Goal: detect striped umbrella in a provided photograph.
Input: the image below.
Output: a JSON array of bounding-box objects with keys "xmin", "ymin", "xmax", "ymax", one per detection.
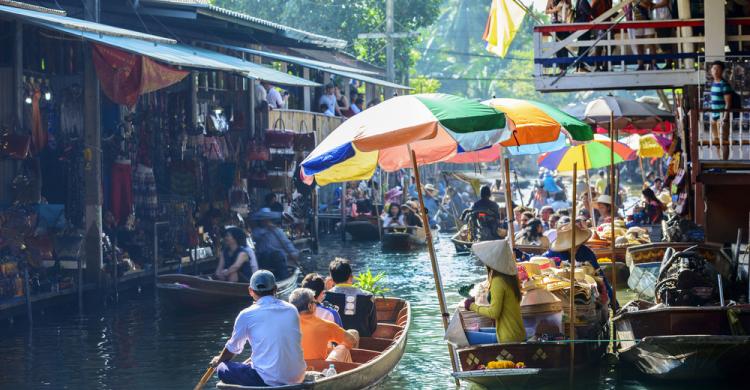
[
  {"xmin": 620, "ymin": 133, "xmax": 670, "ymax": 158},
  {"xmin": 537, "ymin": 135, "xmax": 636, "ymax": 172},
  {"xmin": 301, "ymin": 93, "xmax": 507, "ymax": 185}
]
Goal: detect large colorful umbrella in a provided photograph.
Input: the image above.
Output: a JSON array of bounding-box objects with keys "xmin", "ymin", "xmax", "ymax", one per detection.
[
  {"xmin": 621, "ymin": 133, "xmax": 670, "ymax": 158},
  {"xmin": 537, "ymin": 135, "xmax": 636, "ymax": 172},
  {"xmin": 584, "ymin": 96, "xmax": 674, "ymax": 130},
  {"xmin": 301, "ymin": 93, "xmax": 507, "ymax": 185}
]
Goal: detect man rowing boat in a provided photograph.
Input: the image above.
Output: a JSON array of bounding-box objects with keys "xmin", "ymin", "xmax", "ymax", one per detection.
[{"xmin": 210, "ymin": 270, "xmax": 305, "ymax": 387}]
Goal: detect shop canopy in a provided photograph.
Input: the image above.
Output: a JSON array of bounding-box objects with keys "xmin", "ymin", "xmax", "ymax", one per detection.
[
  {"xmin": 0, "ymin": 4, "xmax": 319, "ymax": 87},
  {"xmin": 214, "ymin": 44, "xmax": 411, "ymax": 90}
]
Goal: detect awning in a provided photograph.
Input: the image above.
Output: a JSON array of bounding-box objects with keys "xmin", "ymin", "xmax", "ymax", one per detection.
[
  {"xmin": 0, "ymin": 4, "xmax": 173, "ymax": 43},
  {"xmin": 36, "ymin": 23, "xmax": 320, "ymax": 87},
  {"xmin": 212, "ymin": 44, "xmax": 411, "ymax": 90}
]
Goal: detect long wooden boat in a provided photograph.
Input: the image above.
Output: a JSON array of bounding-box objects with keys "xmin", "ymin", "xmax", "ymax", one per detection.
[
  {"xmin": 451, "ymin": 233, "xmax": 473, "ymax": 254},
  {"xmin": 217, "ymin": 298, "xmax": 410, "ymax": 390},
  {"xmin": 614, "ymin": 300, "xmax": 750, "ymax": 380},
  {"xmin": 157, "ymin": 267, "xmax": 300, "ymax": 309},
  {"xmin": 344, "ymin": 216, "xmax": 381, "ymax": 241},
  {"xmin": 624, "ymin": 242, "xmax": 720, "ymax": 267},
  {"xmin": 381, "ymin": 227, "xmax": 427, "ymax": 251},
  {"xmin": 451, "ymin": 308, "xmax": 609, "ymax": 389}
]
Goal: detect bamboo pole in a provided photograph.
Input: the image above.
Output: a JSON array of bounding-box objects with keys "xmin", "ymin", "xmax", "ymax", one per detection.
[
  {"xmin": 569, "ymin": 162, "xmax": 578, "ymax": 380},
  {"xmin": 409, "ymin": 149, "xmax": 460, "ymax": 382},
  {"xmin": 638, "ymin": 156, "xmax": 646, "ymax": 186},
  {"xmin": 502, "ymin": 156, "xmax": 516, "ymax": 246},
  {"xmin": 582, "ymin": 149, "xmax": 596, "ymax": 227},
  {"xmin": 609, "ymin": 112, "xmax": 618, "ymax": 306},
  {"xmin": 340, "ymin": 184, "xmax": 346, "ymax": 242}
]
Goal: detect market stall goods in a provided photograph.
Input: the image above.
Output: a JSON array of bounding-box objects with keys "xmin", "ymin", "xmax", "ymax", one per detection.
[
  {"xmin": 156, "ymin": 267, "xmax": 301, "ymax": 309},
  {"xmin": 216, "ymin": 298, "xmax": 410, "ymax": 390}
]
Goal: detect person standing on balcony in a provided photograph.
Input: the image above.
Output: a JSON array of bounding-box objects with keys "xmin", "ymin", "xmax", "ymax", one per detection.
[
  {"xmin": 319, "ymin": 83, "xmax": 341, "ymax": 116},
  {"xmin": 710, "ymin": 61, "xmax": 733, "ymax": 160},
  {"xmin": 546, "ymin": 0, "xmax": 572, "ymax": 72},
  {"xmin": 651, "ymin": 0, "xmax": 675, "ymax": 69},
  {"xmin": 263, "ymin": 81, "xmax": 287, "ymax": 110},
  {"xmin": 631, "ymin": 0, "xmax": 658, "ymax": 70}
]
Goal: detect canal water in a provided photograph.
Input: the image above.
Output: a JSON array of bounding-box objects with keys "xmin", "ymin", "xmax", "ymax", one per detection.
[{"xmin": 0, "ymin": 234, "xmax": 740, "ymax": 389}]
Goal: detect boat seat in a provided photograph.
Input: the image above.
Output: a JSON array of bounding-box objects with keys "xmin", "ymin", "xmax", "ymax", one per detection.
[
  {"xmin": 372, "ymin": 323, "xmax": 403, "ymax": 339},
  {"xmin": 305, "ymin": 359, "xmax": 360, "ymax": 373},
  {"xmin": 358, "ymin": 336, "xmax": 394, "ymax": 352},
  {"xmin": 350, "ymin": 348, "xmax": 380, "ymax": 363}
]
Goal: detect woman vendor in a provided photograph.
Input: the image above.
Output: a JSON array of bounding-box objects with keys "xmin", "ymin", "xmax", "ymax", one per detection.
[
  {"xmin": 462, "ymin": 240, "xmax": 526, "ymax": 344},
  {"xmin": 541, "ymin": 223, "xmax": 614, "ymax": 305},
  {"xmin": 214, "ymin": 226, "xmax": 258, "ymax": 282}
]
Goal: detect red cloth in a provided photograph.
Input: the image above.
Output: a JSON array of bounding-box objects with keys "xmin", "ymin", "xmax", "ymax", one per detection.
[
  {"xmin": 92, "ymin": 44, "xmax": 189, "ymax": 108},
  {"xmin": 111, "ymin": 162, "xmax": 133, "ymax": 226},
  {"xmin": 31, "ymin": 87, "xmax": 46, "ymax": 153}
]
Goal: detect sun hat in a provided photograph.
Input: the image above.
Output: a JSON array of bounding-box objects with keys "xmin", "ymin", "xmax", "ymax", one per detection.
[
  {"xmin": 596, "ymin": 195, "xmax": 612, "ymax": 205},
  {"xmin": 250, "ymin": 270, "xmax": 277, "ymax": 292},
  {"xmin": 423, "ymin": 184, "xmax": 439, "ymax": 196},
  {"xmin": 249, "ymin": 207, "xmax": 283, "ymax": 221},
  {"xmin": 551, "ymin": 223, "xmax": 593, "ymax": 252},
  {"xmin": 471, "ymin": 239, "xmax": 517, "ymax": 276}
]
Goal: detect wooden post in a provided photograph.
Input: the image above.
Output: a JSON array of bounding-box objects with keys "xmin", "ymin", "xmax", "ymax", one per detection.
[
  {"xmin": 569, "ymin": 162, "xmax": 578, "ymax": 378},
  {"xmin": 312, "ymin": 186, "xmax": 320, "ymax": 254},
  {"xmin": 638, "ymin": 156, "xmax": 646, "ymax": 185},
  {"xmin": 502, "ymin": 156, "xmax": 516, "ymax": 246},
  {"xmin": 13, "ymin": 21, "xmax": 22, "ymax": 126},
  {"xmin": 409, "ymin": 149, "xmax": 460, "ymax": 381},
  {"xmin": 340, "ymin": 184, "xmax": 347, "ymax": 241},
  {"xmin": 582, "ymin": 150, "xmax": 596, "ymax": 227},
  {"xmin": 609, "ymin": 113, "xmax": 618, "ymax": 306}
]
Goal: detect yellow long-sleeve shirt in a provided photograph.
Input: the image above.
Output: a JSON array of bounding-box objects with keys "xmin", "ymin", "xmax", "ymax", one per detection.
[{"xmin": 470, "ymin": 274, "xmax": 526, "ymax": 343}]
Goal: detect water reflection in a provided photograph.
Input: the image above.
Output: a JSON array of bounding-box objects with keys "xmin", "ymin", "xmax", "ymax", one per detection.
[{"xmin": 0, "ymin": 234, "xmax": 743, "ymax": 389}]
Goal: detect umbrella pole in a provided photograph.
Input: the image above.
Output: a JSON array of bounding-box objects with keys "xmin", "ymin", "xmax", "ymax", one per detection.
[
  {"xmin": 569, "ymin": 162, "xmax": 578, "ymax": 383},
  {"xmin": 502, "ymin": 156, "xmax": 516, "ymax": 245},
  {"xmin": 341, "ymin": 184, "xmax": 347, "ymax": 242},
  {"xmin": 409, "ymin": 149, "xmax": 460, "ymax": 383},
  {"xmin": 638, "ymin": 156, "xmax": 646, "ymax": 186},
  {"xmin": 582, "ymin": 151, "xmax": 596, "ymax": 227},
  {"xmin": 609, "ymin": 113, "xmax": 618, "ymax": 308}
]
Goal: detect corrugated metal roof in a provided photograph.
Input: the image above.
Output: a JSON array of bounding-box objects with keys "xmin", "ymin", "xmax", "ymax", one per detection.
[
  {"xmin": 39, "ymin": 22, "xmax": 320, "ymax": 87},
  {"xmin": 210, "ymin": 43, "xmax": 379, "ymax": 76},
  {"xmin": 142, "ymin": 0, "xmax": 347, "ymax": 49},
  {"xmin": 211, "ymin": 43, "xmax": 410, "ymax": 90},
  {"xmin": 0, "ymin": 4, "xmax": 174, "ymax": 43}
]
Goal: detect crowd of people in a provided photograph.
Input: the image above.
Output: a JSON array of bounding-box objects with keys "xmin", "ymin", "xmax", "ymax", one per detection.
[{"xmin": 209, "ymin": 258, "xmax": 376, "ymax": 387}]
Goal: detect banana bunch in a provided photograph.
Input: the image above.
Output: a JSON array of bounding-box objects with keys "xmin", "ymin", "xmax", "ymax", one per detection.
[{"xmin": 485, "ymin": 360, "xmax": 526, "ymax": 369}]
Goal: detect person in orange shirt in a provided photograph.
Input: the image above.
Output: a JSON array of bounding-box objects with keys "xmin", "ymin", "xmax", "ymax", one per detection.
[{"xmin": 289, "ymin": 288, "xmax": 358, "ymax": 363}]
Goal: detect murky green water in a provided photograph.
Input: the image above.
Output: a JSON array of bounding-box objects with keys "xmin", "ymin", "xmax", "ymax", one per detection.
[{"xmin": 0, "ymin": 234, "xmax": 741, "ymax": 389}]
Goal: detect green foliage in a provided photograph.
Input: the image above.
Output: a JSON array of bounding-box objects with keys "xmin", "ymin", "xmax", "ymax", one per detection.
[
  {"xmin": 212, "ymin": 0, "xmax": 442, "ymax": 84},
  {"xmin": 353, "ymin": 269, "xmax": 390, "ymax": 297},
  {"xmin": 410, "ymin": 75, "xmax": 442, "ymax": 94}
]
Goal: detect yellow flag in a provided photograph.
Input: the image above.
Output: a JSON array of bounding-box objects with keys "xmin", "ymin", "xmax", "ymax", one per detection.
[{"xmin": 482, "ymin": 0, "xmax": 526, "ymax": 58}]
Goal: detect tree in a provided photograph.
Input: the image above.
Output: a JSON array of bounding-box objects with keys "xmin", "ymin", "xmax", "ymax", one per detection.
[
  {"xmin": 212, "ymin": 0, "xmax": 442, "ymax": 83},
  {"xmin": 409, "ymin": 76, "xmax": 442, "ymax": 94}
]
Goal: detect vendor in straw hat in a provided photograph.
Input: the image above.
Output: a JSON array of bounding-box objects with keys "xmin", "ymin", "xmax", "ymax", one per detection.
[
  {"xmin": 462, "ymin": 240, "xmax": 526, "ymax": 343},
  {"xmin": 541, "ymin": 223, "xmax": 614, "ymax": 304},
  {"xmin": 400, "ymin": 202, "xmax": 423, "ymax": 228}
]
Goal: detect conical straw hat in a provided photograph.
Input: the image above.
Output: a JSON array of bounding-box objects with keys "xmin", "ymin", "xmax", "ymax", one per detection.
[{"xmin": 472, "ymin": 239, "xmax": 517, "ymax": 276}]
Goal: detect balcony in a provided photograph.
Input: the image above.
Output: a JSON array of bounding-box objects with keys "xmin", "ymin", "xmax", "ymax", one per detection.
[
  {"xmin": 267, "ymin": 109, "xmax": 344, "ymax": 140},
  {"xmin": 533, "ymin": 18, "xmax": 750, "ymax": 92}
]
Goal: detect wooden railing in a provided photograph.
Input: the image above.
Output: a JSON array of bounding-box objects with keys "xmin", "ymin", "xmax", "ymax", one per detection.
[
  {"xmin": 267, "ymin": 109, "xmax": 344, "ymax": 141},
  {"xmin": 697, "ymin": 109, "xmax": 750, "ymax": 161}
]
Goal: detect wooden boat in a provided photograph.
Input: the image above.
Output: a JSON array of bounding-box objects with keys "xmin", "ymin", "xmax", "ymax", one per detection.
[
  {"xmin": 624, "ymin": 242, "xmax": 721, "ymax": 267},
  {"xmin": 381, "ymin": 227, "xmax": 427, "ymax": 251},
  {"xmin": 451, "ymin": 308, "xmax": 609, "ymax": 388},
  {"xmin": 614, "ymin": 300, "xmax": 750, "ymax": 380},
  {"xmin": 157, "ymin": 267, "xmax": 300, "ymax": 309},
  {"xmin": 217, "ymin": 297, "xmax": 410, "ymax": 390},
  {"xmin": 344, "ymin": 216, "xmax": 380, "ymax": 241},
  {"xmin": 451, "ymin": 233, "xmax": 473, "ymax": 254}
]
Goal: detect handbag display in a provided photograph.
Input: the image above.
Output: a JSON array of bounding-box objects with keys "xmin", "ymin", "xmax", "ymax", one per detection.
[
  {"xmin": 247, "ymin": 138, "xmax": 271, "ymax": 161},
  {"xmin": 294, "ymin": 120, "xmax": 316, "ymax": 152},
  {"xmin": 265, "ymin": 118, "xmax": 295, "ymax": 148}
]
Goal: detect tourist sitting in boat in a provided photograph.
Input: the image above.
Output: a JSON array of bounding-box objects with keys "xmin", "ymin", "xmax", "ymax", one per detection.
[
  {"xmin": 541, "ymin": 223, "xmax": 614, "ymax": 303},
  {"xmin": 422, "ymin": 184, "xmax": 441, "ymax": 225},
  {"xmin": 461, "ymin": 240, "xmax": 526, "ymax": 344},
  {"xmin": 290, "ymin": 288, "xmax": 359, "ymax": 363},
  {"xmin": 471, "ymin": 185, "xmax": 501, "ymax": 217},
  {"xmin": 325, "ymin": 258, "xmax": 378, "ymax": 337},
  {"xmin": 250, "ymin": 208, "xmax": 298, "ymax": 279},
  {"xmin": 401, "ymin": 203, "xmax": 423, "ymax": 228},
  {"xmin": 641, "ymin": 187, "xmax": 665, "ymax": 224},
  {"xmin": 214, "ymin": 226, "xmax": 258, "ymax": 282},
  {"xmin": 382, "ymin": 203, "xmax": 405, "ymax": 228},
  {"xmin": 539, "ymin": 205, "xmax": 554, "ymax": 231},
  {"xmin": 351, "ymin": 189, "xmax": 374, "ymax": 217},
  {"xmin": 301, "ymin": 273, "xmax": 343, "ymax": 327},
  {"xmin": 514, "ymin": 218, "xmax": 551, "ymax": 250},
  {"xmin": 210, "ymin": 270, "xmax": 305, "ymax": 387},
  {"xmin": 595, "ymin": 194, "xmax": 616, "ymax": 225}
]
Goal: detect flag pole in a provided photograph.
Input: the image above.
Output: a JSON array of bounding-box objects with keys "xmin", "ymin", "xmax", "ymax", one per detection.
[
  {"xmin": 569, "ymin": 162, "xmax": 578, "ymax": 383},
  {"xmin": 409, "ymin": 148, "xmax": 460, "ymax": 384}
]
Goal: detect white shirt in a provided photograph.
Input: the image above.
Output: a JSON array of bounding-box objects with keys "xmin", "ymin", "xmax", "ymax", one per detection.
[
  {"xmin": 382, "ymin": 214, "xmax": 404, "ymax": 227},
  {"xmin": 319, "ymin": 93, "xmax": 336, "ymax": 112},
  {"xmin": 350, "ymin": 103, "xmax": 362, "ymax": 114},
  {"xmin": 254, "ymin": 82, "xmax": 267, "ymax": 104},
  {"xmin": 225, "ymin": 296, "xmax": 305, "ymax": 386},
  {"xmin": 544, "ymin": 228, "xmax": 558, "ymax": 244},
  {"xmin": 267, "ymin": 87, "xmax": 285, "ymax": 109}
]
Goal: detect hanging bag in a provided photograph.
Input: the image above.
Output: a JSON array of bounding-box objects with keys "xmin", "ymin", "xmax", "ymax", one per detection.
[
  {"xmin": 247, "ymin": 136, "xmax": 271, "ymax": 161},
  {"xmin": 265, "ymin": 118, "xmax": 295, "ymax": 148},
  {"xmin": 293, "ymin": 120, "xmax": 316, "ymax": 152}
]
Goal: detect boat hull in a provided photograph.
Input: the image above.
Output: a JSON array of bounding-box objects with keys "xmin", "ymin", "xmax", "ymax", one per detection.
[
  {"xmin": 156, "ymin": 268, "xmax": 300, "ymax": 309},
  {"xmin": 614, "ymin": 302, "xmax": 750, "ymax": 380},
  {"xmin": 344, "ymin": 219, "xmax": 380, "ymax": 241},
  {"xmin": 217, "ymin": 298, "xmax": 411, "ymax": 390},
  {"xmin": 451, "ymin": 234, "xmax": 472, "ymax": 254}
]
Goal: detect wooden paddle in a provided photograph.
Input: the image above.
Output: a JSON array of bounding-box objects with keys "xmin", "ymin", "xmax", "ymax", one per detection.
[{"xmin": 194, "ymin": 366, "xmax": 216, "ymax": 390}]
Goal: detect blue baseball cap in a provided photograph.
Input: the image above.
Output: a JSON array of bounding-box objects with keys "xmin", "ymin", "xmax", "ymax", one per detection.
[{"xmin": 250, "ymin": 270, "xmax": 277, "ymax": 292}]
